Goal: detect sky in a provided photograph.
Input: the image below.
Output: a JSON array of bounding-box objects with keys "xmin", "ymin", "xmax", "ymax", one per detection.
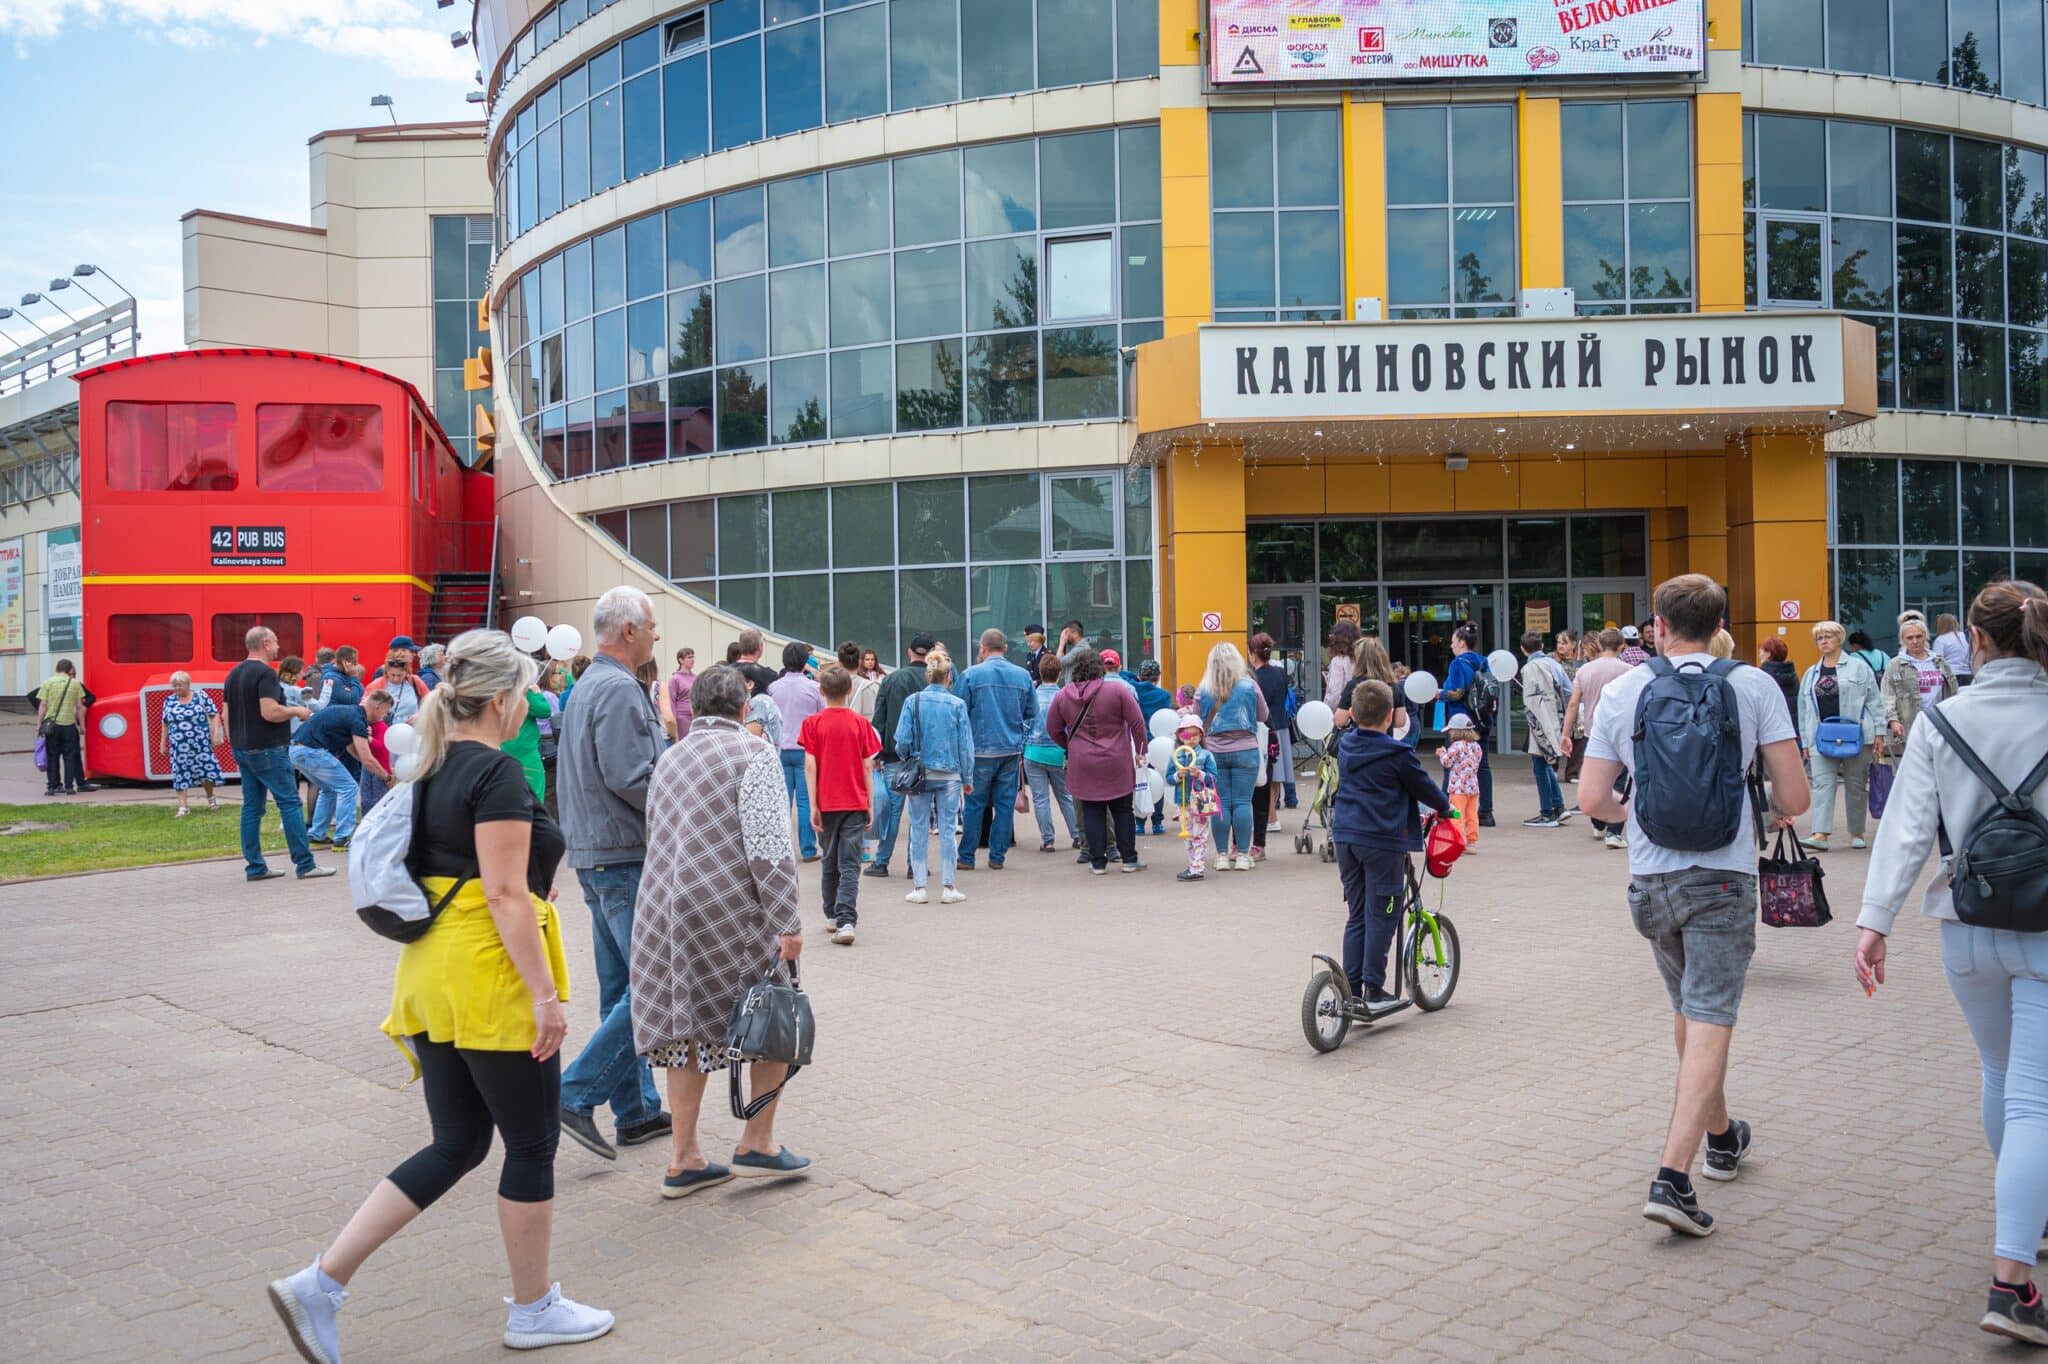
[{"xmin": 0, "ymin": 1, "xmax": 481, "ymax": 358}]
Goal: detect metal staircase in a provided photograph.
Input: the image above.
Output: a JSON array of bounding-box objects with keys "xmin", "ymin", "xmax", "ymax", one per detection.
[{"xmin": 423, "ymin": 519, "xmax": 500, "ymax": 643}]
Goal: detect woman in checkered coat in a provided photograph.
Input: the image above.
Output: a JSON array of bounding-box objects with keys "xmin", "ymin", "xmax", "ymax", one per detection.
[{"xmin": 630, "ymin": 664, "xmax": 809, "ymax": 1195}]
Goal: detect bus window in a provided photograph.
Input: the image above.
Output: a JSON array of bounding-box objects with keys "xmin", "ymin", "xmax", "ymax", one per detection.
[
  {"xmin": 412, "ymin": 415, "xmax": 428, "ymax": 505},
  {"xmin": 109, "ymin": 614, "xmax": 194, "ymax": 662},
  {"xmin": 212, "ymin": 613, "xmax": 304, "ymax": 662},
  {"xmin": 256, "ymin": 404, "xmax": 384, "ymax": 492},
  {"xmin": 106, "ymin": 403, "xmax": 237, "ymax": 491}
]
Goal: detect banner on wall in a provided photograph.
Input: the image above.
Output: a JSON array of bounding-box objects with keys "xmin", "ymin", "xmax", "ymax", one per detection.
[
  {"xmin": 44, "ymin": 526, "xmax": 81, "ymax": 653},
  {"xmin": 1207, "ymin": 0, "xmax": 1705, "ymax": 85},
  {"xmin": 0, "ymin": 538, "xmax": 23, "ymax": 654}
]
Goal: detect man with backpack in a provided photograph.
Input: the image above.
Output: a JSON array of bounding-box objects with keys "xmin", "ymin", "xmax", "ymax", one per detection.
[
  {"xmin": 1441, "ymin": 625, "xmax": 1497, "ymax": 827},
  {"xmin": 1580, "ymin": 574, "xmax": 1811, "ymax": 1239}
]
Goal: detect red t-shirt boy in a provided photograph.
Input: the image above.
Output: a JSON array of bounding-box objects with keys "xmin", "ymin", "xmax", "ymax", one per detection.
[{"xmin": 799, "ymin": 662, "xmax": 882, "ymax": 943}]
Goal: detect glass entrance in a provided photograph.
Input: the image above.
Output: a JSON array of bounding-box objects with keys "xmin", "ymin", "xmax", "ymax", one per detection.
[
  {"xmin": 1383, "ymin": 585, "xmax": 1499, "ymax": 723},
  {"xmin": 1577, "ymin": 580, "xmax": 1643, "ymax": 637},
  {"xmin": 1249, "ymin": 587, "xmax": 1316, "ymax": 696}
]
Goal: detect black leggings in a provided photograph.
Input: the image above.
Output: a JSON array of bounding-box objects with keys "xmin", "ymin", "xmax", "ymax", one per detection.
[
  {"xmin": 389, "ymin": 1037, "xmax": 561, "ymax": 1207},
  {"xmin": 1080, "ymin": 795, "xmax": 1137, "ymax": 869}
]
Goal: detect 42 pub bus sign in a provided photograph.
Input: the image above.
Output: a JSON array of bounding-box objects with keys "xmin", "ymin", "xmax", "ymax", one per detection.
[{"xmin": 209, "ymin": 524, "xmax": 287, "ymax": 567}]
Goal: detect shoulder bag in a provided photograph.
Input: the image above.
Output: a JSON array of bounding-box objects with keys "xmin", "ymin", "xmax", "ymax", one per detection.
[
  {"xmin": 37, "ymin": 676, "xmax": 77, "ymax": 739},
  {"xmin": 1814, "ymin": 717, "xmax": 1864, "ymax": 758},
  {"xmin": 888, "ymin": 694, "xmax": 928, "ymax": 795},
  {"xmin": 726, "ymin": 960, "xmax": 814, "ymax": 1120},
  {"xmin": 1759, "ymin": 826, "xmax": 1833, "ymax": 927}
]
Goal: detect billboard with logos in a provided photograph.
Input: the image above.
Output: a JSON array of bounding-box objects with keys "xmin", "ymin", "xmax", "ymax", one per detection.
[{"xmin": 1207, "ymin": 1, "xmax": 1705, "ymax": 84}]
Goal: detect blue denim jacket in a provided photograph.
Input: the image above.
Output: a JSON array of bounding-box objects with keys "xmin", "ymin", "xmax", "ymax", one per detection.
[
  {"xmin": 1196, "ymin": 679, "xmax": 1264, "ymax": 737},
  {"xmin": 961, "ymin": 656, "xmax": 1038, "ymax": 754},
  {"xmin": 895, "ymin": 684, "xmax": 976, "ymax": 775},
  {"xmin": 1026, "ymin": 682, "xmax": 1062, "ymax": 748}
]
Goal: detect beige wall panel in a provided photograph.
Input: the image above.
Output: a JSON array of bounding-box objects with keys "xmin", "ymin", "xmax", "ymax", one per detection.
[
  {"xmin": 352, "ymin": 207, "xmax": 430, "ymax": 260},
  {"xmin": 1033, "ymin": 82, "xmax": 1117, "ymax": 133},
  {"xmin": 187, "ymin": 289, "xmax": 330, "ymax": 352},
  {"xmin": 351, "ymin": 151, "xmax": 427, "ymax": 212},
  {"xmin": 421, "ymin": 153, "xmax": 492, "ymax": 210},
  {"xmin": 956, "ymin": 94, "xmax": 1035, "ymax": 146},
  {"xmin": 755, "ymin": 131, "xmax": 825, "ymax": 182},
  {"xmin": 356, "ymin": 256, "xmax": 430, "ymax": 311},
  {"xmin": 352, "ymin": 306, "xmax": 432, "ymax": 365}
]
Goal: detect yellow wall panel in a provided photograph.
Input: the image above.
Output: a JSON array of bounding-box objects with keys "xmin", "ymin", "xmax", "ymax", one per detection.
[
  {"xmin": 1158, "ymin": 0, "xmax": 1202, "ymax": 65},
  {"xmin": 1159, "ymin": 107, "xmax": 1209, "ymax": 176},
  {"xmin": 1697, "ymin": 163, "xmax": 1745, "ymax": 236},
  {"xmin": 1707, "ymin": 0, "xmax": 1743, "ymax": 49},
  {"xmin": 1519, "ymin": 456, "xmax": 1586, "ymax": 510},
  {"xmin": 1390, "ymin": 460, "xmax": 1456, "ymax": 512},
  {"xmin": 1324, "ymin": 462, "xmax": 1392, "ymax": 513},
  {"xmin": 1347, "ymin": 99, "xmax": 1387, "ymax": 307},
  {"xmin": 1586, "ymin": 456, "xmax": 1668, "ymax": 508},
  {"xmin": 1162, "ymin": 245, "xmax": 1212, "ymax": 335},
  {"xmin": 1697, "ymin": 234, "xmax": 1746, "ymax": 313},
  {"xmin": 1168, "ymin": 535, "xmax": 1252, "ymax": 633},
  {"xmin": 1518, "ymin": 96, "xmax": 1563, "ymax": 290},
  {"xmin": 1244, "ymin": 462, "xmax": 1325, "ymax": 516},
  {"xmin": 1453, "ymin": 463, "xmax": 1522, "ymax": 511},
  {"xmin": 1166, "ymin": 444, "xmax": 1248, "ymax": 533},
  {"xmin": 1684, "ymin": 535, "xmax": 1730, "ymax": 583},
  {"xmin": 1161, "ymin": 177, "xmax": 1212, "ymax": 248}
]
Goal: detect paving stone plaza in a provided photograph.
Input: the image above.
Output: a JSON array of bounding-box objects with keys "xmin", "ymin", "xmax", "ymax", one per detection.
[{"xmin": 1, "ymin": 771, "xmax": 2009, "ymax": 1361}]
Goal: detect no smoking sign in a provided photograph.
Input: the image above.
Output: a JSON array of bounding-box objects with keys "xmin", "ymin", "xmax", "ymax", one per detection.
[
  {"xmin": 1780, "ymin": 600, "xmax": 1801, "ymax": 620},
  {"xmin": 1201, "ymin": 611, "xmax": 1224, "ymax": 632}
]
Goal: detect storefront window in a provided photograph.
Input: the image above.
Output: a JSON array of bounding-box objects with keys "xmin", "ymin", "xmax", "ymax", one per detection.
[
  {"xmin": 1562, "ymin": 102, "xmax": 1694, "ymax": 314},
  {"xmin": 1211, "ymin": 108, "xmax": 1344, "ymax": 321}
]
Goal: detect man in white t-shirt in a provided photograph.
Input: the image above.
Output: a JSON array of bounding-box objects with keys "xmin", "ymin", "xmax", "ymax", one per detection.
[{"xmin": 1581, "ymin": 574, "xmax": 1811, "ymax": 1240}]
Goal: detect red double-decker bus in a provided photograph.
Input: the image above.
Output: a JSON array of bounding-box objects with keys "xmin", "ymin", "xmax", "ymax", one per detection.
[{"xmin": 72, "ymin": 349, "xmax": 495, "ymax": 782}]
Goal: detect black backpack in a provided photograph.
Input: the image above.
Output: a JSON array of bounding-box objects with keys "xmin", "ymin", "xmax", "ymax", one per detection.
[
  {"xmin": 1921, "ymin": 706, "xmax": 2048, "ymax": 932},
  {"xmin": 1467, "ymin": 667, "xmax": 1498, "ymax": 724},
  {"xmin": 1630, "ymin": 657, "xmax": 1748, "ymax": 852}
]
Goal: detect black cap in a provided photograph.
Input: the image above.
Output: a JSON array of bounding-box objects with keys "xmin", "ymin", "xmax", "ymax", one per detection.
[
  {"xmin": 909, "ymin": 632, "xmax": 937, "ymax": 653},
  {"xmin": 1025, "ymin": 623, "xmax": 1045, "ymax": 636}
]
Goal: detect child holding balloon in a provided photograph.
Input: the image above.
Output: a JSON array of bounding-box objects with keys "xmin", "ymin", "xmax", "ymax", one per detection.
[{"xmin": 1167, "ymin": 710, "xmax": 1220, "ymax": 881}]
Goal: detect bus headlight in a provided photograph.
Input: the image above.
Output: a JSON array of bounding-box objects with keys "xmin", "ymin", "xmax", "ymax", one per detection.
[{"xmin": 98, "ymin": 712, "xmax": 129, "ymax": 740}]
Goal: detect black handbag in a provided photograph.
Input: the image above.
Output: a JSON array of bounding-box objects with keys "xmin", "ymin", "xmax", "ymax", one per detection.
[
  {"xmin": 725, "ymin": 960, "xmax": 815, "ymax": 1120},
  {"xmin": 888, "ymin": 694, "xmax": 928, "ymax": 795},
  {"xmin": 1759, "ymin": 826, "xmax": 1832, "ymax": 927}
]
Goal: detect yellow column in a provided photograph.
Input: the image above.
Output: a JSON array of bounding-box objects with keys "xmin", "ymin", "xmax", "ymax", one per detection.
[
  {"xmin": 1162, "ymin": 441, "xmax": 1248, "ymax": 688},
  {"xmin": 1346, "ymin": 97, "xmax": 1386, "ymax": 310},
  {"xmin": 1518, "ymin": 95, "xmax": 1563, "ymax": 290},
  {"xmin": 1161, "ymin": 107, "xmax": 1211, "ymax": 339},
  {"xmin": 1696, "ymin": 93, "xmax": 1746, "ymax": 313},
  {"xmin": 1726, "ymin": 431, "xmax": 1830, "ymax": 665},
  {"xmin": 1707, "ymin": 0, "xmax": 1743, "ymax": 49},
  {"xmin": 1158, "ymin": 0, "xmax": 1201, "ymax": 67}
]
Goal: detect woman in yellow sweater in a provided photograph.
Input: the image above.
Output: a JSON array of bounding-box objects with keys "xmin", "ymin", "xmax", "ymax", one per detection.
[{"xmin": 267, "ymin": 629, "xmax": 611, "ymax": 1361}]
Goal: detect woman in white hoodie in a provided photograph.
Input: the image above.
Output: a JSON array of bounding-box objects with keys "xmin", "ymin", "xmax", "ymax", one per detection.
[{"xmin": 1855, "ymin": 579, "xmax": 2048, "ymax": 1346}]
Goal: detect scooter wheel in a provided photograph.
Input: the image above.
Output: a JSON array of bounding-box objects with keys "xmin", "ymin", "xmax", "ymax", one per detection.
[
  {"xmin": 1302, "ymin": 969, "xmax": 1351, "ymax": 1052},
  {"xmin": 1319, "ymin": 841, "xmax": 1336, "ymax": 863}
]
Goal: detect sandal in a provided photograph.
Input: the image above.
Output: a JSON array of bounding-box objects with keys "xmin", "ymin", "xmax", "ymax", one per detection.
[
  {"xmin": 174, "ymin": 806, "xmax": 190, "ymax": 819},
  {"xmin": 207, "ymin": 795, "xmax": 220, "ymax": 812}
]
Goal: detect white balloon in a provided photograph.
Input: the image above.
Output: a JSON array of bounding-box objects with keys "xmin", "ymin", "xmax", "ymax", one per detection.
[
  {"xmin": 545, "ymin": 623, "xmax": 583, "ymax": 661},
  {"xmin": 1148, "ymin": 708, "xmax": 1180, "ymax": 740},
  {"xmin": 392, "ymin": 752, "xmax": 421, "ymax": 782},
  {"xmin": 510, "ymin": 615, "xmax": 547, "ymax": 652},
  {"xmin": 1487, "ymin": 649, "xmax": 1519, "ymax": 682},
  {"xmin": 1295, "ymin": 700, "xmax": 1335, "ymax": 742},
  {"xmin": 1147, "ymin": 768, "xmax": 1165, "ymax": 802},
  {"xmin": 1404, "ymin": 669, "xmax": 1440, "ymax": 704},
  {"xmin": 1147, "ymin": 734, "xmax": 1176, "ymax": 775},
  {"xmin": 383, "ymin": 722, "xmax": 419, "ymax": 756}
]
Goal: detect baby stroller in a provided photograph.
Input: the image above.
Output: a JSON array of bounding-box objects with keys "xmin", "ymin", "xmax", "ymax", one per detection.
[{"xmin": 1291, "ymin": 734, "xmax": 1340, "ymax": 862}]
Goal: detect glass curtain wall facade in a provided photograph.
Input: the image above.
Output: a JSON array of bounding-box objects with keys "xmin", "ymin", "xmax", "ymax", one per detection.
[
  {"xmin": 1744, "ymin": 113, "xmax": 2048, "ymax": 416},
  {"xmin": 1209, "ymin": 109, "xmax": 1344, "ymax": 321},
  {"xmin": 432, "ymin": 215, "xmax": 496, "ymax": 463},
  {"xmin": 592, "ymin": 467, "xmax": 1156, "ymax": 662},
  {"xmin": 1743, "ymin": 0, "xmax": 2048, "ymax": 104},
  {"xmin": 1385, "ymin": 105, "xmax": 1520, "ymax": 319},
  {"xmin": 502, "ymin": 128, "xmax": 1162, "ymax": 474},
  {"xmin": 495, "ymin": 0, "xmax": 1160, "ymax": 246},
  {"xmin": 1832, "ymin": 456, "xmax": 2048, "ymax": 649},
  {"xmin": 1561, "ymin": 101, "xmax": 1695, "ymax": 314}
]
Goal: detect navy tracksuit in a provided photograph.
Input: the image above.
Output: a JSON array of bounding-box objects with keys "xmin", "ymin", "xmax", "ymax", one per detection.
[{"xmin": 1331, "ymin": 723, "xmax": 1452, "ymax": 997}]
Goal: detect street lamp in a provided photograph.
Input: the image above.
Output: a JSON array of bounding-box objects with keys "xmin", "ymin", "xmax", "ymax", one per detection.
[
  {"xmin": 49, "ymin": 276, "xmax": 102, "ymax": 307},
  {"xmin": 0, "ymin": 306, "xmax": 50, "ymax": 338},
  {"xmin": 21, "ymin": 291, "xmax": 78, "ymax": 322},
  {"xmin": 72, "ymin": 265, "xmax": 134, "ymax": 301},
  {"xmin": 450, "ymin": 29, "xmax": 470, "ymax": 47},
  {"xmin": 370, "ymin": 94, "xmax": 398, "ymax": 125}
]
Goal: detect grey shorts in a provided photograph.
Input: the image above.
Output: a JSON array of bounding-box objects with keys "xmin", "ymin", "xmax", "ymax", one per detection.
[{"xmin": 1625, "ymin": 870, "xmax": 1758, "ymax": 1027}]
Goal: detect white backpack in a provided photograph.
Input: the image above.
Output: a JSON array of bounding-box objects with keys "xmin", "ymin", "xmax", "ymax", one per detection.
[{"xmin": 348, "ymin": 780, "xmax": 471, "ymax": 941}]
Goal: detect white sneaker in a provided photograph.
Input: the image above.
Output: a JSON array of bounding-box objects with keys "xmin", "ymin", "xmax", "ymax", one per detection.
[
  {"xmin": 267, "ymin": 1259, "xmax": 346, "ymax": 1364},
  {"xmin": 1234, "ymin": 854, "xmax": 1254, "ymax": 872},
  {"xmin": 904, "ymin": 887, "xmax": 929, "ymax": 904},
  {"xmin": 831, "ymin": 921, "xmax": 856, "ymax": 945},
  {"xmin": 503, "ymin": 1284, "xmax": 614, "ymax": 1350},
  {"xmin": 940, "ymin": 886, "xmax": 967, "ymax": 904},
  {"xmin": 1604, "ymin": 832, "xmax": 1627, "ymax": 850}
]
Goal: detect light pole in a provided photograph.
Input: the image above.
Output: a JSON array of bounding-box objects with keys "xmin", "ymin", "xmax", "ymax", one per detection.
[
  {"xmin": 21, "ymin": 290, "xmax": 79, "ymax": 323},
  {"xmin": 370, "ymin": 94, "xmax": 398, "ymax": 125},
  {"xmin": 0, "ymin": 305, "xmax": 50, "ymax": 339},
  {"xmin": 72, "ymin": 265, "xmax": 134, "ymax": 301},
  {"xmin": 49, "ymin": 276, "xmax": 101, "ymax": 308}
]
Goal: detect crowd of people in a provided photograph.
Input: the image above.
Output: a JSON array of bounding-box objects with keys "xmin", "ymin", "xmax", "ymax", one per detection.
[{"xmin": 243, "ymin": 572, "xmax": 2048, "ymax": 1359}]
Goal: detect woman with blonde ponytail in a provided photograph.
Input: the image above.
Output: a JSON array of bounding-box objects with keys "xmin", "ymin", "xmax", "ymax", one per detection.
[
  {"xmin": 1855, "ymin": 580, "xmax": 2048, "ymax": 1345},
  {"xmin": 268, "ymin": 629, "xmax": 615, "ymax": 1361}
]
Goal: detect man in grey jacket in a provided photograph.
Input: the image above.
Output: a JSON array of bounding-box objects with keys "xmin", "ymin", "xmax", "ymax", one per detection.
[{"xmin": 557, "ymin": 586, "xmax": 671, "ymax": 1159}]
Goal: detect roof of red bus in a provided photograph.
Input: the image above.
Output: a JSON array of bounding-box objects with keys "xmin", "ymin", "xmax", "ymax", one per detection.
[{"xmin": 73, "ymin": 348, "xmax": 464, "ymax": 455}]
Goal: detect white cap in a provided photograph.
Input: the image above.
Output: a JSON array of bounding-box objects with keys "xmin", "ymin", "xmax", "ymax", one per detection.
[
  {"xmin": 1620, "ymin": 625, "xmax": 1641, "ymax": 640},
  {"xmin": 1446, "ymin": 713, "xmax": 1473, "ymax": 729}
]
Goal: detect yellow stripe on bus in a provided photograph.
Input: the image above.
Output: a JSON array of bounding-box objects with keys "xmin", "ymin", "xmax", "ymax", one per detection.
[{"xmin": 84, "ymin": 574, "xmax": 436, "ymax": 592}]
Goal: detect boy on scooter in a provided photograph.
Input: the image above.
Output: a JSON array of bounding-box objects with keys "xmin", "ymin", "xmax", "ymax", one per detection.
[{"xmin": 1331, "ymin": 680, "xmax": 1453, "ymax": 1006}]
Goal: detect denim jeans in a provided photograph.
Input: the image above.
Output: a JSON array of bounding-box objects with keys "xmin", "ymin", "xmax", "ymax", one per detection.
[
  {"xmin": 290, "ymin": 746, "xmax": 360, "ymax": 841},
  {"xmin": 233, "ymin": 745, "xmax": 314, "ymax": 878},
  {"xmin": 907, "ymin": 777, "xmax": 963, "ymax": 889},
  {"xmin": 1942, "ymin": 918, "xmax": 2048, "ymax": 1265},
  {"xmin": 958, "ymin": 754, "xmax": 1020, "ymax": 867},
  {"xmin": 1275, "ymin": 728, "xmax": 1299, "ymax": 806},
  {"xmin": 1476, "ymin": 721, "xmax": 1496, "ymax": 818},
  {"xmin": 1530, "ymin": 755, "xmax": 1564, "ymax": 817},
  {"xmin": 560, "ymin": 863, "xmax": 662, "ymax": 1131},
  {"xmin": 1024, "ymin": 759, "xmax": 1079, "ymax": 845},
  {"xmin": 780, "ymin": 749, "xmax": 818, "ymax": 858},
  {"xmin": 872, "ymin": 762, "xmax": 909, "ymax": 866},
  {"xmin": 818, "ymin": 809, "xmax": 866, "ymax": 923},
  {"xmin": 1210, "ymin": 748, "xmax": 1260, "ymax": 855}
]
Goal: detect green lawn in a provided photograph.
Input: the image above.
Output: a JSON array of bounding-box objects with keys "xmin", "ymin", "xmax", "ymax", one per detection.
[{"xmin": 0, "ymin": 802, "xmax": 282, "ymax": 880}]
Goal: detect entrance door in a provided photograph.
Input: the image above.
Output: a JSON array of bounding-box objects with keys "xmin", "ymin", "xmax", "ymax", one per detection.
[
  {"xmin": 1249, "ymin": 588, "xmax": 1316, "ymax": 697},
  {"xmin": 1758, "ymin": 212, "xmax": 1828, "ymax": 308},
  {"xmin": 1577, "ymin": 581, "xmax": 1643, "ymax": 639},
  {"xmin": 1382, "ymin": 585, "xmax": 1499, "ymax": 732}
]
